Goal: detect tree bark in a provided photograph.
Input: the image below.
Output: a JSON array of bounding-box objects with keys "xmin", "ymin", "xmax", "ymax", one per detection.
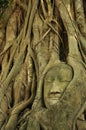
[{"xmin": 0, "ymin": 0, "xmax": 86, "ymax": 130}]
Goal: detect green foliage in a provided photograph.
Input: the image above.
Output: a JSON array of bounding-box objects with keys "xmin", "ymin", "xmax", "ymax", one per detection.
[
  {"xmin": 0, "ymin": 0, "xmax": 12, "ymax": 9},
  {"xmin": 0, "ymin": 0, "xmax": 12, "ymax": 18},
  {"xmin": 0, "ymin": 0, "xmax": 9, "ymax": 8}
]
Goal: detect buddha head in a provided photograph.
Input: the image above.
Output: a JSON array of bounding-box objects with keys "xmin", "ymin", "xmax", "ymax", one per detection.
[{"xmin": 43, "ymin": 63, "xmax": 73, "ymax": 108}]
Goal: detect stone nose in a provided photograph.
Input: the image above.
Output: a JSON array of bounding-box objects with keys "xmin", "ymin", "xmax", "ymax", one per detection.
[{"xmin": 50, "ymin": 81, "xmax": 61, "ymax": 94}]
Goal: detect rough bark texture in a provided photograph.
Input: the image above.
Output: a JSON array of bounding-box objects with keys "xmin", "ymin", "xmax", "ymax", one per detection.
[{"xmin": 0, "ymin": 0, "xmax": 86, "ymax": 130}]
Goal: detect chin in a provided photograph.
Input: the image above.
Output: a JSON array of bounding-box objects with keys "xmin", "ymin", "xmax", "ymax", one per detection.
[{"xmin": 46, "ymin": 98, "xmax": 59, "ymax": 107}]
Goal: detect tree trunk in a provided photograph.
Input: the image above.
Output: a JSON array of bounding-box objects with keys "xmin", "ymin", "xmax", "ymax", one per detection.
[{"xmin": 0, "ymin": 0, "xmax": 86, "ymax": 130}]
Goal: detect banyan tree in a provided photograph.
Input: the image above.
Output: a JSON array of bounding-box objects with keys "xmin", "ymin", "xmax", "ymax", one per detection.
[{"xmin": 0, "ymin": 0, "xmax": 86, "ymax": 130}]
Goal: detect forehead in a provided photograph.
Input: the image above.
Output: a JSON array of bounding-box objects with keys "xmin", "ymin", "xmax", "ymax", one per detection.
[{"xmin": 45, "ymin": 64, "xmax": 73, "ymax": 81}]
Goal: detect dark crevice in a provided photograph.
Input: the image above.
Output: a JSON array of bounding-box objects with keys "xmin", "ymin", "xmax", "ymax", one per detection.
[
  {"xmin": 84, "ymin": 110, "xmax": 86, "ymax": 120},
  {"xmin": 83, "ymin": 0, "xmax": 86, "ymax": 18},
  {"xmin": 9, "ymin": 60, "xmax": 14, "ymax": 72},
  {"xmin": 0, "ymin": 64, "xmax": 2, "ymax": 73},
  {"xmin": 59, "ymin": 18, "xmax": 68, "ymax": 62}
]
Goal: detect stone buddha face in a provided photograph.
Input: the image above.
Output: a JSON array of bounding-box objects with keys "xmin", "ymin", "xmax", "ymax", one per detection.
[{"xmin": 44, "ymin": 63, "xmax": 73, "ymax": 108}]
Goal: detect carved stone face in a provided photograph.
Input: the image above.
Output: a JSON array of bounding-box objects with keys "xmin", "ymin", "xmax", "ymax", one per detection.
[{"xmin": 44, "ymin": 63, "xmax": 73, "ymax": 108}]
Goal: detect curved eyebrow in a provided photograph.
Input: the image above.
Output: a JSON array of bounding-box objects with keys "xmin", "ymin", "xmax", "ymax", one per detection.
[
  {"xmin": 59, "ymin": 71, "xmax": 73, "ymax": 82},
  {"xmin": 44, "ymin": 74, "xmax": 55, "ymax": 80}
]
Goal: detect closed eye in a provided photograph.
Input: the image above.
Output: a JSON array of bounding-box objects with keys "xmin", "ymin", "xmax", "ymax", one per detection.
[{"xmin": 59, "ymin": 80, "xmax": 71, "ymax": 82}]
